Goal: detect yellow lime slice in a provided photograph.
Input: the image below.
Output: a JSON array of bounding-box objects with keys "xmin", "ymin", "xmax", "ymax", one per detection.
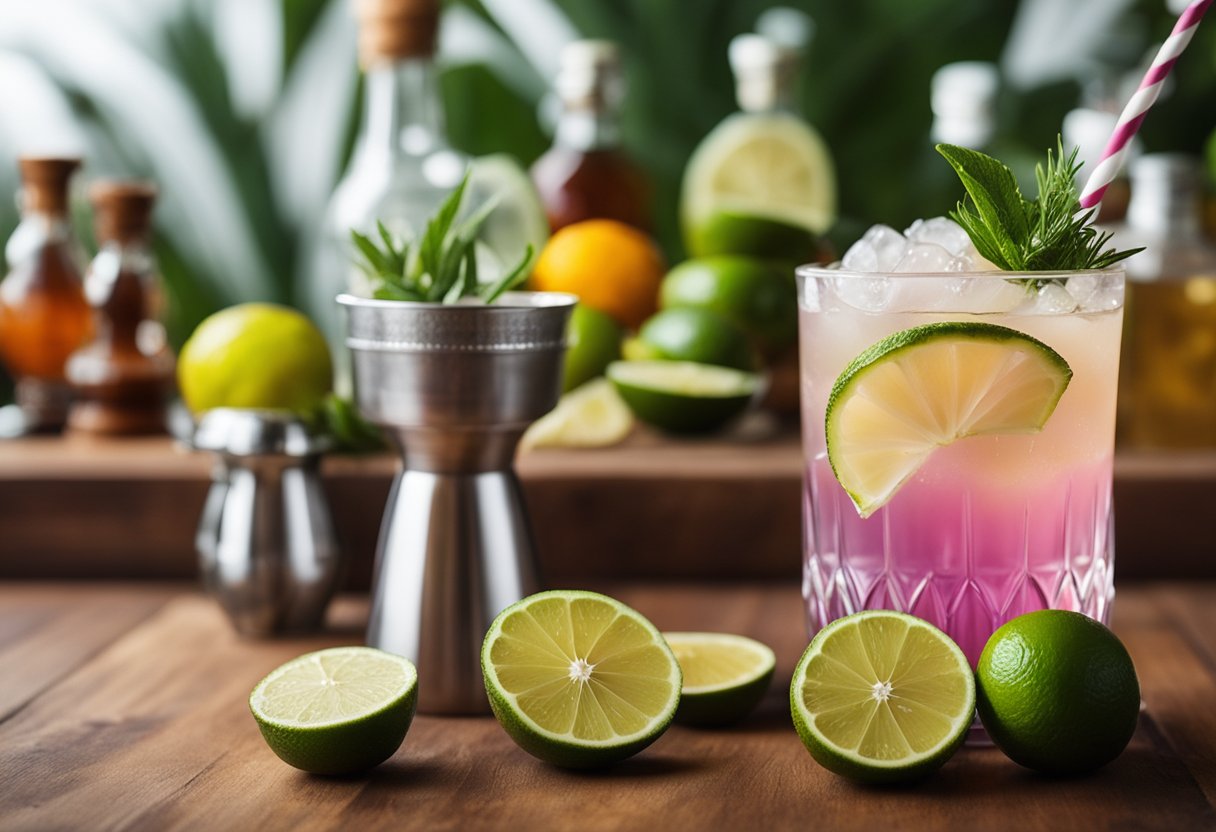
[
  {"xmin": 481, "ymin": 590, "xmax": 682, "ymax": 769},
  {"xmin": 467, "ymin": 153, "xmax": 550, "ymax": 278},
  {"xmin": 790, "ymin": 610, "xmax": 975, "ymax": 784},
  {"xmin": 521, "ymin": 378, "xmax": 634, "ymax": 451},
  {"xmin": 826, "ymin": 322, "xmax": 1072, "ymax": 518},
  {"xmin": 664, "ymin": 632, "xmax": 775, "ymax": 726}
]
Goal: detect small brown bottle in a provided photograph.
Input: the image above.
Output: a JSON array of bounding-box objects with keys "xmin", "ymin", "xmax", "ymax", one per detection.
[
  {"xmin": 530, "ymin": 40, "xmax": 652, "ymax": 234},
  {"xmin": 0, "ymin": 157, "xmax": 94, "ymax": 432},
  {"xmin": 65, "ymin": 181, "xmax": 174, "ymax": 435}
]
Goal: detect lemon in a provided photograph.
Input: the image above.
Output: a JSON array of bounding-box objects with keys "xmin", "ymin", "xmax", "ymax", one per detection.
[
  {"xmin": 826, "ymin": 322, "xmax": 1072, "ymax": 518},
  {"xmin": 634, "ymin": 307, "xmax": 756, "ymax": 371},
  {"xmin": 660, "ymin": 256, "xmax": 797, "ymax": 356},
  {"xmin": 790, "ymin": 610, "xmax": 975, "ymax": 784},
  {"xmin": 481, "ymin": 590, "xmax": 682, "ymax": 769},
  {"xmin": 607, "ymin": 360, "xmax": 759, "ymax": 434},
  {"xmin": 530, "ymin": 220, "xmax": 665, "ymax": 330},
  {"xmin": 249, "ymin": 646, "xmax": 418, "ymax": 775},
  {"xmin": 178, "ymin": 303, "xmax": 333, "ymax": 414},
  {"xmin": 977, "ymin": 610, "xmax": 1140, "ymax": 776},
  {"xmin": 521, "ymin": 378, "xmax": 633, "ymax": 451},
  {"xmin": 664, "ymin": 632, "xmax": 775, "ymax": 726},
  {"xmin": 563, "ymin": 303, "xmax": 623, "ymax": 392},
  {"xmin": 681, "ymin": 112, "xmax": 837, "ymax": 253}
]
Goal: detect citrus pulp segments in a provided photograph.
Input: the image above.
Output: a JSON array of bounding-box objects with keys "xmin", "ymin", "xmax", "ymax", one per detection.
[
  {"xmin": 664, "ymin": 632, "xmax": 776, "ymax": 726},
  {"xmin": 481, "ymin": 590, "xmax": 682, "ymax": 769},
  {"xmin": 681, "ymin": 112, "xmax": 837, "ymax": 236},
  {"xmin": 826, "ymin": 322, "xmax": 1073, "ymax": 518},
  {"xmin": 521, "ymin": 378, "xmax": 634, "ymax": 450},
  {"xmin": 790, "ymin": 611, "xmax": 975, "ymax": 784}
]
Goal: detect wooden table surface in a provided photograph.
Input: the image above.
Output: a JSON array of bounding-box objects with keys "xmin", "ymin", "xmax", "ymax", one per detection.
[{"xmin": 3, "ymin": 581, "xmax": 1215, "ymax": 831}]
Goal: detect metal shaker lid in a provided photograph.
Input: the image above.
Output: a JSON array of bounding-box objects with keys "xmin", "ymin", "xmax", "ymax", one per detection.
[{"xmin": 192, "ymin": 408, "xmax": 329, "ymax": 457}]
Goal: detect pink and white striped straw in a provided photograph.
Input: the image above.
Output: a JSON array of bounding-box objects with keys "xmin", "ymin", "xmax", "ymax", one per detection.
[{"xmin": 1078, "ymin": 0, "xmax": 1213, "ymax": 209}]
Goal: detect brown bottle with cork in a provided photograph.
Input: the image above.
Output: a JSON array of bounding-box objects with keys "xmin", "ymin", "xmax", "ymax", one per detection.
[
  {"xmin": 65, "ymin": 181, "xmax": 174, "ymax": 435},
  {"xmin": 0, "ymin": 157, "xmax": 94, "ymax": 432}
]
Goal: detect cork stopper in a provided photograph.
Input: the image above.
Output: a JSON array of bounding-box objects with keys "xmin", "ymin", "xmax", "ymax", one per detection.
[
  {"xmin": 90, "ymin": 180, "xmax": 157, "ymax": 244},
  {"xmin": 18, "ymin": 157, "xmax": 81, "ymax": 216},
  {"xmin": 353, "ymin": 0, "xmax": 440, "ymax": 66}
]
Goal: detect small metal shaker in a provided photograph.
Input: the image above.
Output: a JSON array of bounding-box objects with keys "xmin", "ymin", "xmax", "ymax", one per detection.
[
  {"xmin": 194, "ymin": 408, "xmax": 342, "ymax": 636},
  {"xmin": 339, "ymin": 292, "xmax": 575, "ymax": 714}
]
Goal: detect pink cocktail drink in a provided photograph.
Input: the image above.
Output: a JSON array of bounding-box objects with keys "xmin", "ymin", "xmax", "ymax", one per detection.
[{"xmin": 798, "ymin": 265, "xmax": 1124, "ymax": 666}]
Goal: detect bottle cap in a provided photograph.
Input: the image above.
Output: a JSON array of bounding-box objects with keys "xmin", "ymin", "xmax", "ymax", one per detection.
[
  {"xmin": 930, "ymin": 62, "xmax": 999, "ymax": 148},
  {"xmin": 555, "ymin": 40, "xmax": 623, "ymax": 111},
  {"xmin": 17, "ymin": 157, "xmax": 81, "ymax": 216},
  {"xmin": 352, "ymin": 0, "xmax": 440, "ymax": 66},
  {"xmin": 90, "ymin": 180, "xmax": 157, "ymax": 244},
  {"xmin": 728, "ymin": 34, "xmax": 798, "ymax": 113}
]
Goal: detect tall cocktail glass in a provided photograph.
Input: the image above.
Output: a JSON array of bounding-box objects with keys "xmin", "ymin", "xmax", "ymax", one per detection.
[{"xmin": 797, "ymin": 266, "xmax": 1124, "ymax": 666}]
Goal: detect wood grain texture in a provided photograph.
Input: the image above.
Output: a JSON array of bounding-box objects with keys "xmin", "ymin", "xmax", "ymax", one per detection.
[{"xmin": 1, "ymin": 582, "xmax": 1215, "ymax": 831}]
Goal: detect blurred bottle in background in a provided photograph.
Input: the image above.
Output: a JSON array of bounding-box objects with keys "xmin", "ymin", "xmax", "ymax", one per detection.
[
  {"xmin": 531, "ymin": 40, "xmax": 652, "ymax": 234},
  {"xmin": 307, "ymin": 0, "xmax": 466, "ymax": 387},
  {"xmin": 1111, "ymin": 154, "xmax": 1216, "ymax": 448},
  {"xmin": 0, "ymin": 157, "xmax": 93, "ymax": 433},
  {"xmin": 66, "ymin": 181, "xmax": 174, "ymax": 435}
]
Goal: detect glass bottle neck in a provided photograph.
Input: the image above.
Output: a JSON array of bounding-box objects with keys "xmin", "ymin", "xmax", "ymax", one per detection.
[
  {"xmin": 554, "ymin": 106, "xmax": 621, "ymax": 151},
  {"xmin": 359, "ymin": 58, "xmax": 448, "ymax": 160}
]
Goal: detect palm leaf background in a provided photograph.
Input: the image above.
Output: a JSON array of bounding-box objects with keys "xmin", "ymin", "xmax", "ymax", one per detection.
[{"xmin": 0, "ymin": 0, "xmax": 1212, "ymax": 355}]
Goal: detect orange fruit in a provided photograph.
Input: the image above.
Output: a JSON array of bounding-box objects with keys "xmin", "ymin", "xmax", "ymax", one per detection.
[{"xmin": 530, "ymin": 219, "xmax": 665, "ymax": 330}]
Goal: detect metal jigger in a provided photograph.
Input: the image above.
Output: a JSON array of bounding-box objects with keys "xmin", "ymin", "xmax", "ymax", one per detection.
[{"xmin": 338, "ymin": 292, "xmax": 575, "ymax": 714}]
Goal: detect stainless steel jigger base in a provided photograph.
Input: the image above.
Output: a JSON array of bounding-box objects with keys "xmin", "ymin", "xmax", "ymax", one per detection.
[{"xmin": 367, "ymin": 468, "xmax": 539, "ymax": 715}]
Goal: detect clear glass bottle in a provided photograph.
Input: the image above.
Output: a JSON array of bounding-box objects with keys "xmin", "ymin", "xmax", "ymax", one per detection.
[
  {"xmin": 0, "ymin": 157, "xmax": 93, "ymax": 432},
  {"xmin": 530, "ymin": 40, "xmax": 652, "ymax": 234},
  {"xmin": 1111, "ymin": 155, "xmax": 1216, "ymax": 448},
  {"xmin": 65, "ymin": 181, "xmax": 174, "ymax": 434},
  {"xmin": 307, "ymin": 0, "xmax": 465, "ymax": 388}
]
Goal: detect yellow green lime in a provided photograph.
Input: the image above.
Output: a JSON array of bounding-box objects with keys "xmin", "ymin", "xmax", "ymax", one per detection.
[
  {"xmin": 634, "ymin": 307, "xmax": 755, "ymax": 371},
  {"xmin": 664, "ymin": 632, "xmax": 775, "ymax": 727},
  {"xmin": 660, "ymin": 256, "xmax": 797, "ymax": 356},
  {"xmin": 790, "ymin": 610, "xmax": 975, "ymax": 784},
  {"xmin": 685, "ymin": 209, "xmax": 817, "ymax": 262},
  {"xmin": 481, "ymin": 590, "xmax": 682, "ymax": 769},
  {"xmin": 827, "ymin": 322, "xmax": 1072, "ymax": 518},
  {"xmin": 977, "ymin": 610, "xmax": 1140, "ymax": 776},
  {"xmin": 178, "ymin": 303, "xmax": 333, "ymax": 414},
  {"xmin": 607, "ymin": 360, "xmax": 759, "ymax": 434},
  {"xmin": 521, "ymin": 378, "xmax": 633, "ymax": 451},
  {"xmin": 466, "ymin": 153, "xmax": 550, "ymax": 278},
  {"xmin": 563, "ymin": 303, "xmax": 623, "ymax": 392},
  {"xmin": 249, "ymin": 646, "xmax": 418, "ymax": 775}
]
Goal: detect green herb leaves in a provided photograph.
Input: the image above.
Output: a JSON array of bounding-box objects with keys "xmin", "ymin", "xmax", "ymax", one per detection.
[
  {"xmin": 350, "ymin": 171, "xmax": 533, "ymax": 306},
  {"xmin": 937, "ymin": 140, "xmax": 1141, "ymax": 275}
]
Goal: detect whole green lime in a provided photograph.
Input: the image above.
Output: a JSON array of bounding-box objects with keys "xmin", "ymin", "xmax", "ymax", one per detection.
[
  {"xmin": 977, "ymin": 610, "xmax": 1140, "ymax": 776},
  {"xmin": 686, "ymin": 209, "xmax": 817, "ymax": 262},
  {"xmin": 634, "ymin": 307, "xmax": 755, "ymax": 371},
  {"xmin": 178, "ymin": 303, "xmax": 333, "ymax": 414},
  {"xmin": 660, "ymin": 256, "xmax": 796, "ymax": 356},
  {"xmin": 563, "ymin": 304, "xmax": 623, "ymax": 392}
]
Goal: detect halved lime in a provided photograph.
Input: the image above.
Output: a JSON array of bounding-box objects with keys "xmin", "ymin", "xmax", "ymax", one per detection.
[
  {"xmin": 607, "ymin": 360, "xmax": 760, "ymax": 434},
  {"xmin": 681, "ymin": 112, "xmax": 837, "ymax": 251},
  {"xmin": 249, "ymin": 646, "xmax": 418, "ymax": 775},
  {"xmin": 685, "ymin": 209, "xmax": 818, "ymax": 262},
  {"xmin": 790, "ymin": 610, "xmax": 975, "ymax": 784},
  {"xmin": 826, "ymin": 322, "xmax": 1072, "ymax": 517},
  {"xmin": 466, "ymin": 153, "xmax": 550, "ymax": 278},
  {"xmin": 521, "ymin": 378, "xmax": 634, "ymax": 451},
  {"xmin": 665, "ymin": 632, "xmax": 775, "ymax": 726},
  {"xmin": 481, "ymin": 590, "xmax": 682, "ymax": 769}
]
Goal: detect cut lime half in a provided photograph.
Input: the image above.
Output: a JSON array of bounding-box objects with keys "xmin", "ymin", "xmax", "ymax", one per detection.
[
  {"xmin": 249, "ymin": 646, "xmax": 418, "ymax": 775},
  {"xmin": 608, "ymin": 360, "xmax": 760, "ymax": 434},
  {"xmin": 790, "ymin": 610, "xmax": 975, "ymax": 784},
  {"xmin": 665, "ymin": 632, "xmax": 775, "ymax": 726},
  {"xmin": 826, "ymin": 322, "xmax": 1072, "ymax": 518},
  {"xmin": 481, "ymin": 590, "xmax": 682, "ymax": 769}
]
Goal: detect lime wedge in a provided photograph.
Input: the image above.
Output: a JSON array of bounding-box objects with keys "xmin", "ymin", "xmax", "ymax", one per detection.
[
  {"xmin": 249, "ymin": 646, "xmax": 418, "ymax": 775},
  {"xmin": 607, "ymin": 360, "xmax": 760, "ymax": 434},
  {"xmin": 521, "ymin": 378, "xmax": 634, "ymax": 451},
  {"xmin": 826, "ymin": 322, "xmax": 1072, "ymax": 518},
  {"xmin": 681, "ymin": 112, "xmax": 837, "ymax": 252},
  {"xmin": 482, "ymin": 590, "xmax": 682, "ymax": 769},
  {"xmin": 664, "ymin": 632, "xmax": 775, "ymax": 726},
  {"xmin": 790, "ymin": 610, "xmax": 975, "ymax": 784}
]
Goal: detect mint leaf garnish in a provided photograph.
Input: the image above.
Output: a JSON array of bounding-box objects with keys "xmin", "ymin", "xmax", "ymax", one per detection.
[
  {"xmin": 351, "ymin": 170, "xmax": 532, "ymax": 305},
  {"xmin": 936, "ymin": 139, "xmax": 1142, "ymax": 279}
]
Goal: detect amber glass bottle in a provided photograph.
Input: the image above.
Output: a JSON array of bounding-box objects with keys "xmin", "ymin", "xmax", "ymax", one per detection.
[
  {"xmin": 530, "ymin": 40, "xmax": 652, "ymax": 234},
  {"xmin": 0, "ymin": 157, "xmax": 93, "ymax": 432},
  {"xmin": 65, "ymin": 182, "xmax": 174, "ymax": 434}
]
